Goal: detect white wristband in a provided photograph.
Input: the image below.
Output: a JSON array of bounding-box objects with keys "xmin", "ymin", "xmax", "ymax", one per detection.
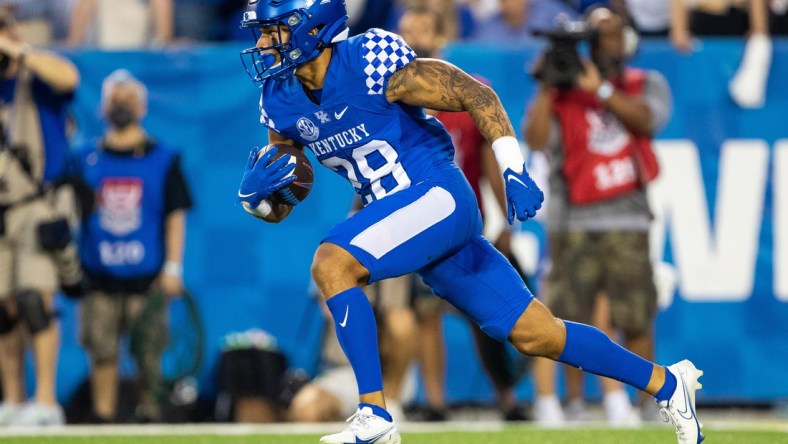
[
  {"xmin": 242, "ymin": 199, "xmax": 273, "ymax": 218},
  {"xmin": 491, "ymin": 136, "xmax": 524, "ymax": 174},
  {"xmin": 163, "ymin": 261, "xmax": 183, "ymax": 277}
]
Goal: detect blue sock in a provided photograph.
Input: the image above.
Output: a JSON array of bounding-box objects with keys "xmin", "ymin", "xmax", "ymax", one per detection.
[
  {"xmin": 326, "ymin": 287, "xmax": 383, "ymax": 395},
  {"xmin": 654, "ymin": 367, "xmax": 677, "ymax": 402},
  {"xmin": 359, "ymin": 403, "xmax": 393, "ymax": 422},
  {"xmin": 558, "ymin": 321, "xmax": 653, "ymax": 391}
]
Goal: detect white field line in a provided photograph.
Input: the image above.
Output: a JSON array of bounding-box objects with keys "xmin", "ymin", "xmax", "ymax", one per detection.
[
  {"xmin": 0, "ymin": 421, "xmax": 503, "ymax": 437},
  {"xmin": 0, "ymin": 419, "xmax": 785, "ymax": 437}
]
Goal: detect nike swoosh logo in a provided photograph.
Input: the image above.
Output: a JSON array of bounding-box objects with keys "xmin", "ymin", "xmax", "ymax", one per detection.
[
  {"xmin": 676, "ymin": 373, "xmax": 694, "ymax": 420},
  {"xmin": 359, "ymin": 425, "xmax": 395, "ymax": 443},
  {"xmin": 339, "ymin": 306, "xmax": 349, "ymax": 327},
  {"xmin": 238, "ymin": 191, "xmax": 257, "ymax": 199},
  {"xmin": 507, "ymin": 175, "xmax": 527, "ymax": 187},
  {"xmin": 334, "ymin": 106, "xmax": 349, "ymax": 120}
]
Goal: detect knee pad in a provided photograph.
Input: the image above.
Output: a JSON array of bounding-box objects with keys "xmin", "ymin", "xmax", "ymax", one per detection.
[
  {"xmin": 0, "ymin": 305, "xmax": 17, "ymax": 335},
  {"xmin": 16, "ymin": 290, "xmax": 52, "ymax": 335}
]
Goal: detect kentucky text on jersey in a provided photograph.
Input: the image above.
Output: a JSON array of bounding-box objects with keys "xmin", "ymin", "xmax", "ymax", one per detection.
[
  {"xmin": 257, "ymin": 29, "xmax": 455, "ymax": 204},
  {"xmin": 307, "ymin": 123, "xmax": 370, "ymax": 157}
]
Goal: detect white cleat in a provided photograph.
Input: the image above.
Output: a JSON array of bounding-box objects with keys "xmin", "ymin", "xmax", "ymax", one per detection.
[
  {"xmin": 534, "ymin": 394, "xmax": 565, "ymax": 427},
  {"xmin": 320, "ymin": 405, "xmax": 400, "ymax": 444},
  {"xmin": 659, "ymin": 360, "xmax": 705, "ymax": 444}
]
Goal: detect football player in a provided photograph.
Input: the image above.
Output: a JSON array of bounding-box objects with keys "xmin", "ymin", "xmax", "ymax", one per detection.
[{"xmin": 235, "ymin": 1, "xmax": 704, "ymax": 443}]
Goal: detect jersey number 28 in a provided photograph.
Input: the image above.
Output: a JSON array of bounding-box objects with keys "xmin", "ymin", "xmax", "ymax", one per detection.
[{"xmin": 323, "ymin": 140, "xmax": 411, "ymax": 204}]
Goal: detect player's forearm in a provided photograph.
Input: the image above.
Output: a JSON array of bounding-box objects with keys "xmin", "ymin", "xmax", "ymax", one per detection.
[
  {"xmin": 464, "ymin": 84, "xmax": 516, "ymax": 142},
  {"xmin": 387, "ymin": 59, "xmax": 515, "ymax": 141},
  {"xmin": 432, "ymin": 62, "xmax": 516, "ymax": 141}
]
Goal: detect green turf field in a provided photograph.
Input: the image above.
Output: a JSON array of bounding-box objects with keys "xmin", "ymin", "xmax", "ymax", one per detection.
[{"xmin": 2, "ymin": 429, "xmax": 787, "ymax": 444}]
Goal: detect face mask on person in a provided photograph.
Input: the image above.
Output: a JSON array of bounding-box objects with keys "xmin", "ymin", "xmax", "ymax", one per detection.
[{"xmin": 107, "ymin": 104, "xmax": 137, "ymax": 129}]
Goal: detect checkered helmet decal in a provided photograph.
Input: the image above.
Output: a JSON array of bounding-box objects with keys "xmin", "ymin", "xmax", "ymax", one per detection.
[{"xmin": 362, "ymin": 29, "xmax": 416, "ymax": 95}]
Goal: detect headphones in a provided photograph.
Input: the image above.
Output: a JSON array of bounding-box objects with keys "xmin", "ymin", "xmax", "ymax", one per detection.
[
  {"xmin": 585, "ymin": 7, "xmax": 640, "ymax": 60},
  {"xmin": 621, "ymin": 25, "xmax": 640, "ymax": 59}
]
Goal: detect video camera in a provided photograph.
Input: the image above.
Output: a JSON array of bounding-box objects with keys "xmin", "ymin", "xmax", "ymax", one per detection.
[{"xmin": 532, "ymin": 20, "xmax": 594, "ymax": 89}]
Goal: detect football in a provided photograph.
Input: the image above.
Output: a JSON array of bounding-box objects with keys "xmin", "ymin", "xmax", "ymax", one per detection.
[{"xmin": 256, "ymin": 143, "xmax": 314, "ymax": 206}]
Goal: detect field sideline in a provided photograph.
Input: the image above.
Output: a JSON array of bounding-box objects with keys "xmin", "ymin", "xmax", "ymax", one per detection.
[{"xmin": 1, "ymin": 421, "xmax": 786, "ymax": 444}]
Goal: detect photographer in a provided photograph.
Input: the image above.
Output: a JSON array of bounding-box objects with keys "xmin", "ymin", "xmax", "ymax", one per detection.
[
  {"xmin": 524, "ymin": 7, "xmax": 672, "ymax": 425},
  {"xmin": 73, "ymin": 69, "xmax": 192, "ymax": 423},
  {"xmin": 0, "ymin": 10, "xmax": 80, "ymax": 426}
]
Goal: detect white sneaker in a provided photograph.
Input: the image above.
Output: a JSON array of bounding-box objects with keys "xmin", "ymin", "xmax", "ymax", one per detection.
[
  {"xmin": 564, "ymin": 398, "xmax": 593, "ymax": 422},
  {"xmin": 320, "ymin": 405, "xmax": 400, "ymax": 444},
  {"xmin": 603, "ymin": 390, "xmax": 641, "ymax": 427},
  {"xmin": 12, "ymin": 403, "xmax": 65, "ymax": 426},
  {"xmin": 659, "ymin": 360, "xmax": 704, "ymax": 444},
  {"xmin": 0, "ymin": 403, "xmax": 22, "ymax": 426},
  {"xmin": 534, "ymin": 394, "xmax": 565, "ymax": 427}
]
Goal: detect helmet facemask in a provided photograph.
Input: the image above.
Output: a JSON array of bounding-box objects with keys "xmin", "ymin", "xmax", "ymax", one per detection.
[
  {"xmin": 241, "ymin": 13, "xmax": 304, "ymax": 81},
  {"xmin": 240, "ymin": 1, "xmax": 349, "ymax": 83}
]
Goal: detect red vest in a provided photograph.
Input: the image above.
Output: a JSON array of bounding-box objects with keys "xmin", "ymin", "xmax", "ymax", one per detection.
[
  {"xmin": 552, "ymin": 68, "xmax": 659, "ymax": 205},
  {"xmin": 436, "ymin": 110, "xmax": 484, "ymax": 207}
]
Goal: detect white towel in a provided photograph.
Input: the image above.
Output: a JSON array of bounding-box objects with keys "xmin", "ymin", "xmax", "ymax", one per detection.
[{"xmin": 729, "ymin": 33, "xmax": 772, "ymax": 109}]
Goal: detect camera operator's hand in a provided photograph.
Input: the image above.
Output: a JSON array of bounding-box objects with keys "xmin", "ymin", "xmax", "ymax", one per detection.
[
  {"xmin": 530, "ymin": 54, "xmax": 555, "ymax": 88},
  {"xmin": 576, "ymin": 60, "xmax": 602, "ymax": 94},
  {"xmin": 530, "ymin": 54, "xmax": 543, "ymax": 78},
  {"xmin": 0, "ymin": 26, "xmax": 79, "ymax": 93}
]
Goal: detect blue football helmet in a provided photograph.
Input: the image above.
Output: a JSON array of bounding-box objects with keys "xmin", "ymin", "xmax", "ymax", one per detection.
[{"xmin": 240, "ymin": 0, "xmax": 349, "ymax": 82}]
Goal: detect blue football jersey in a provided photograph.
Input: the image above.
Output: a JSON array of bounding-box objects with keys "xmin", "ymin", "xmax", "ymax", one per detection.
[{"xmin": 259, "ymin": 29, "xmax": 456, "ymax": 205}]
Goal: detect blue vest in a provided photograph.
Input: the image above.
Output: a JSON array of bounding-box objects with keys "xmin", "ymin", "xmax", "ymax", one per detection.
[{"xmin": 74, "ymin": 141, "xmax": 176, "ymax": 279}]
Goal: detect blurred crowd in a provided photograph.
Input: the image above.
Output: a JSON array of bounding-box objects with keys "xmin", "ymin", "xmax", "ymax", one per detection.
[{"xmin": 4, "ymin": 0, "xmax": 787, "ymax": 50}]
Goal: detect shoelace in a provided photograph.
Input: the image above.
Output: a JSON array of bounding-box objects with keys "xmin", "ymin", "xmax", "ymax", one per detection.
[
  {"xmin": 659, "ymin": 401, "xmax": 687, "ymax": 439},
  {"xmin": 345, "ymin": 411, "xmax": 372, "ymax": 432}
]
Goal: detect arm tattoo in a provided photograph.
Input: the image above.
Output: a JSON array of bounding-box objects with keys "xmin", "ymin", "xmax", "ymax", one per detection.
[{"xmin": 387, "ymin": 59, "xmax": 515, "ymax": 141}]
